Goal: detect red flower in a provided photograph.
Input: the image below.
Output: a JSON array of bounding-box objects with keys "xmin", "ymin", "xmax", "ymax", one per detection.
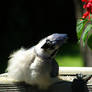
[
  {"xmin": 82, "ymin": 0, "xmax": 87, "ymax": 2},
  {"xmin": 82, "ymin": 11, "xmax": 90, "ymax": 19},
  {"xmin": 82, "ymin": 0, "xmax": 92, "ymax": 19}
]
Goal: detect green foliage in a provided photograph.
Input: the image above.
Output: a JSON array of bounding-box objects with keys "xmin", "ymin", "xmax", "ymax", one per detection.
[
  {"xmin": 87, "ymin": 34, "xmax": 92, "ymax": 50},
  {"xmin": 77, "ymin": 19, "xmax": 88, "ymax": 40},
  {"xmin": 82, "ymin": 24, "xmax": 92, "ymax": 47},
  {"xmin": 77, "ymin": 19, "xmax": 92, "ymax": 50}
]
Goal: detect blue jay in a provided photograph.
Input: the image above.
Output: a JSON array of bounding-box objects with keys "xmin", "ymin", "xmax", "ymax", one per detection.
[{"xmin": 3, "ymin": 33, "xmax": 67, "ymax": 89}]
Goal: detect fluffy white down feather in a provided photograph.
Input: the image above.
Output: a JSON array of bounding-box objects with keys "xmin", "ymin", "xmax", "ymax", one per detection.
[
  {"xmin": 6, "ymin": 47, "xmax": 56, "ymax": 89},
  {"xmin": 6, "ymin": 48, "xmax": 35, "ymax": 81}
]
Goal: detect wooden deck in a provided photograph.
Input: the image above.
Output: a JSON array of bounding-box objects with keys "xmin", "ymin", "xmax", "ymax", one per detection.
[{"xmin": 0, "ymin": 67, "xmax": 92, "ymax": 92}]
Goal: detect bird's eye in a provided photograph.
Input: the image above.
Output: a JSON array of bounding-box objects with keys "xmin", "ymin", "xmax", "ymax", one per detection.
[
  {"xmin": 46, "ymin": 39, "xmax": 55, "ymax": 49},
  {"xmin": 46, "ymin": 39, "xmax": 52, "ymax": 45},
  {"xmin": 41, "ymin": 39, "xmax": 55, "ymax": 50}
]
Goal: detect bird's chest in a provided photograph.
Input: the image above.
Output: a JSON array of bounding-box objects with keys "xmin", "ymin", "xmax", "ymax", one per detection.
[{"xmin": 30, "ymin": 56, "xmax": 52, "ymax": 74}]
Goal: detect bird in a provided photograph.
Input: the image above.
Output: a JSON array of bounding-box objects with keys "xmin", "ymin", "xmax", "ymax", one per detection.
[{"xmin": 1, "ymin": 33, "xmax": 68, "ymax": 90}]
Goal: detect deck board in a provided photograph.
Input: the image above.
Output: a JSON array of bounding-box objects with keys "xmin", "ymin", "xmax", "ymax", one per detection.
[{"xmin": 0, "ymin": 67, "xmax": 92, "ymax": 92}]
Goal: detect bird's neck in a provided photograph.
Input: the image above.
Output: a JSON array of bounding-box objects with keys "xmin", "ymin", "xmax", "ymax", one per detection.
[{"xmin": 34, "ymin": 46, "xmax": 53, "ymax": 60}]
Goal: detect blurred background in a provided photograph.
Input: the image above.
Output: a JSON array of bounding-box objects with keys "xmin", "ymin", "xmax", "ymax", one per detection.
[{"xmin": 0, "ymin": 0, "xmax": 91, "ymax": 73}]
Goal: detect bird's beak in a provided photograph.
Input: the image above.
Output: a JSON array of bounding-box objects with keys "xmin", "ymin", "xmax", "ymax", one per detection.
[{"xmin": 50, "ymin": 34, "xmax": 68, "ymax": 47}]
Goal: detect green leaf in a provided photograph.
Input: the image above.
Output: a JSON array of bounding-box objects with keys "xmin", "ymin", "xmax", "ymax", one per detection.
[
  {"xmin": 77, "ymin": 18, "xmax": 88, "ymax": 26},
  {"xmin": 77, "ymin": 23, "xmax": 84, "ymax": 39},
  {"xmin": 76, "ymin": 19, "xmax": 88, "ymax": 40},
  {"xmin": 87, "ymin": 34, "xmax": 92, "ymax": 50},
  {"xmin": 82, "ymin": 24, "xmax": 92, "ymax": 47}
]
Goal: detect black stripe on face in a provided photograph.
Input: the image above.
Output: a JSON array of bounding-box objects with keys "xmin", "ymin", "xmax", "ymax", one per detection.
[{"xmin": 41, "ymin": 39, "xmax": 55, "ymax": 50}]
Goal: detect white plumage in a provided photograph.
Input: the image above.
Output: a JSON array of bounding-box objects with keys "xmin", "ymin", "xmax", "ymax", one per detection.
[{"xmin": 2, "ymin": 33, "xmax": 67, "ymax": 89}]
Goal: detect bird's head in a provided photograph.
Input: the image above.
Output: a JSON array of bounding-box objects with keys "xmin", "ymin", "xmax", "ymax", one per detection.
[{"xmin": 35, "ymin": 33, "xmax": 68, "ymax": 58}]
